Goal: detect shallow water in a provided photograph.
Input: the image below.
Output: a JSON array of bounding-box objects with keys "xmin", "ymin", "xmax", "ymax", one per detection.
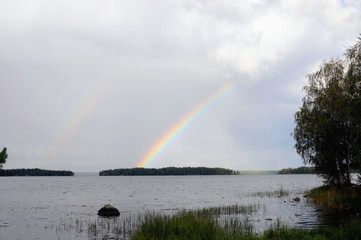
[{"xmin": 0, "ymin": 174, "xmax": 325, "ymax": 239}]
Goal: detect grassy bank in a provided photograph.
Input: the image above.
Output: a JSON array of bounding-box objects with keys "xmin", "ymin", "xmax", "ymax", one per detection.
[
  {"xmin": 262, "ymin": 220, "xmax": 361, "ymax": 240},
  {"xmin": 308, "ymin": 184, "xmax": 361, "ymax": 211},
  {"xmin": 132, "ymin": 212, "xmax": 253, "ymax": 240},
  {"xmin": 131, "ymin": 185, "xmax": 361, "ymax": 240},
  {"xmin": 131, "ymin": 211, "xmax": 361, "ymax": 240}
]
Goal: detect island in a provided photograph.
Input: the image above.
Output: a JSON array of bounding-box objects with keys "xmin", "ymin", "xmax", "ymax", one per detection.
[
  {"xmin": 278, "ymin": 166, "xmax": 315, "ymax": 174},
  {"xmin": 0, "ymin": 168, "xmax": 74, "ymax": 176},
  {"xmin": 99, "ymin": 167, "xmax": 237, "ymax": 176}
]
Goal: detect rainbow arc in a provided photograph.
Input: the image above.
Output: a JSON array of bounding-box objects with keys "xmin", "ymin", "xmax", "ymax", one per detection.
[{"xmin": 136, "ymin": 83, "xmax": 235, "ymax": 168}]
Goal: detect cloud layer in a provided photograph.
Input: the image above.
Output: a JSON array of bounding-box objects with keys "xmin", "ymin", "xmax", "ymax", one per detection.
[{"xmin": 1, "ymin": 0, "xmax": 360, "ymax": 171}]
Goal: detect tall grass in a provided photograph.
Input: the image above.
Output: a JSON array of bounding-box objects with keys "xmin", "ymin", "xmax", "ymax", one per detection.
[
  {"xmin": 247, "ymin": 188, "xmax": 290, "ymax": 198},
  {"xmin": 87, "ymin": 216, "xmax": 135, "ymax": 239},
  {"xmin": 132, "ymin": 213, "xmax": 361, "ymax": 240},
  {"xmin": 53, "ymin": 184, "xmax": 361, "ymax": 239},
  {"xmin": 262, "ymin": 219, "xmax": 361, "ymax": 240},
  {"xmin": 194, "ymin": 204, "xmax": 265, "ymax": 216},
  {"xmin": 131, "ymin": 204, "xmax": 261, "ymax": 240},
  {"xmin": 54, "ymin": 204, "xmax": 262, "ymax": 240},
  {"xmin": 54, "ymin": 203, "xmax": 361, "ymax": 240},
  {"xmin": 308, "ymin": 185, "xmax": 361, "ymax": 211},
  {"xmin": 131, "ymin": 211, "xmax": 256, "ymax": 240}
]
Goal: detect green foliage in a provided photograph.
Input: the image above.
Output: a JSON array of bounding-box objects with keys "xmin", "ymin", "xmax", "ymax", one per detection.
[
  {"xmin": 99, "ymin": 167, "xmax": 236, "ymax": 176},
  {"xmin": 0, "ymin": 147, "xmax": 8, "ymax": 169},
  {"xmin": 293, "ymin": 36, "xmax": 361, "ymax": 185},
  {"xmin": 278, "ymin": 166, "xmax": 315, "ymax": 174},
  {"xmin": 0, "ymin": 168, "xmax": 74, "ymax": 176}
]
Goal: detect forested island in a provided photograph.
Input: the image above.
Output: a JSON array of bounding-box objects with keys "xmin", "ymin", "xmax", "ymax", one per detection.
[
  {"xmin": 99, "ymin": 167, "xmax": 236, "ymax": 176},
  {"xmin": 0, "ymin": 168, "xmax": 74, "ymax": 176},
  {"xmin": 278, "ymin": 166, "xmax": 315, "ymax": 174}
]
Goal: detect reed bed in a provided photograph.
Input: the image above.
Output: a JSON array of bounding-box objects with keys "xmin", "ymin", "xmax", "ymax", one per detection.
[
  {"xmin": 53, "ymin": 203, "xmax": 361, "ymax": 240},
  {"xmin": 132, "ymin": 212, "xmax": 361, "ymax": 240},
  {"xmin": 247, "ymin": 188, "xmax": 290, "ymax": 198},
  {"xmin": 194, "ymin": 203, "xmax": 265, "ymax": 216},
  {"xmin": 53, "ymin": 185, "xmax": 361, "ymax": 240},
  {"xmin": 131, "ymin": 211, "xmax": 255, "ymax": 240},
  {"xmin": 87, "ymin": 216, "xmax": 135, "ymax": 239},
  {"xmin": 52, "ymin": 204, "xmax": 262, "ymax": 239},
  {"xmin": 262, "ymin": 219, "xmax": 361, "ymax": 240},
  {"xmin": 308, "ymin": 185, "xmax": 361, "ymax": 211},
  {"xmin": 53, "ymin": 203, "xmax": 263, "ymax": 240}
]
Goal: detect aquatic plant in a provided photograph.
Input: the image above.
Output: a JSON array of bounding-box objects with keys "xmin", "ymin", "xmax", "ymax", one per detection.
[
  {"xmin": 132, "ymin": 212, "xmax": 361, "ymax": 240},
  {"xmin": 308, "ymin": 185, "xmax": 361, "ymax": 211},
  {"xmin": 194, "ymin": 204, "xmax": 264, "ymax": 216},
  {"xmin": 263, "ymin": 219, "xmax": 361, "ymax": 240},
  {"xmin": 131, "ymin": 211, "xmax": 255, "ymax": 240},
  {"xmin": 53, "ymin": 206, "xmax": 361, "ymax": 240},
  {"xmin": 247, "ymin": 188, "xmax": 290, "ymax": 198}
]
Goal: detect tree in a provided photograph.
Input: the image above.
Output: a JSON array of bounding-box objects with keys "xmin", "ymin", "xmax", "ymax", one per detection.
[
  {"xmin": 293, "ymin": 36, "xmax": 361, "ymax": 185},
  {"xmin": 0, "ymin": 147, "xmax": 7, "ymax": 169}
]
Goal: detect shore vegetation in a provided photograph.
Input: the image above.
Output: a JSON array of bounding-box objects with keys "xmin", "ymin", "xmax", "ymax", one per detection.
[
  {"xmin": 99, "ymin": 167, "xmax": 236, "ymax": 176},
  {"xmin": 308, "ymin": 184, "xmax": 361, "ymax": 212},
  {"xmin": 52, "ymin": 184, "xmax": 361, "ymax": 240},
  {"xmin": 131, "ymin": 211, "xmax": 361, "ymax": 240},
  {"xmin": 278, "ymin": 166, "xmax": 315, "ymax": 174},
  {"xmin": 0, "ymin": 168, "xmax": 74, "ymax": 176}
]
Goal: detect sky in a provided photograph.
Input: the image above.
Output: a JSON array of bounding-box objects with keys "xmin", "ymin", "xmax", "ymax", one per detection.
[{"xmin": 1, "ymin": 0, "xmax": 360, "ymax": 172}]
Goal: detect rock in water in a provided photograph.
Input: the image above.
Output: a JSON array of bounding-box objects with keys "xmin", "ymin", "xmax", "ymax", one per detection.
[{"xmin": 98, "ymin": 204, "xmax": 120, "ymax": 216}]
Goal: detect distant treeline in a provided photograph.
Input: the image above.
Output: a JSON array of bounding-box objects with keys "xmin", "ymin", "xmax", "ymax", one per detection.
[
  {"xmin": 99, "ymin": 167, "xmax": 237, "ymax": 176},
  {"xmin": 237, "ymin": 170, "xmax": 278, "ymax": 175},
  {"xmin": 278, "ymin": 166, "xmax": 315, "ymax": 174},
  {"xmin": 0, "ymin": 168, "xmax": 74, "ymax": 176}
]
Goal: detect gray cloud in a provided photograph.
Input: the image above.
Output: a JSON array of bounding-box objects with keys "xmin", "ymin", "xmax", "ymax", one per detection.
[{"xmin": 1, "ymin": 0, "xmax": 360, "ymax": 171}]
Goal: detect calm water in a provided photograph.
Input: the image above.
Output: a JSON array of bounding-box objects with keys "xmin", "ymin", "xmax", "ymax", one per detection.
[{"xmin": 0, "ymin": 174, "xmax": 325, "ymax": 240}]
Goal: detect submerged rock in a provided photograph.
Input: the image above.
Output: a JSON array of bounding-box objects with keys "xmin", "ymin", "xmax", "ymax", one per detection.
[{"xmin": 98, "ymin": 204, "xmax": 120, "ymax": 216}]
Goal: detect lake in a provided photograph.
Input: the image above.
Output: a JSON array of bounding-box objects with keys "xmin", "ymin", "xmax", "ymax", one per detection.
[{"xmin": 0, "ymin": 174, "xmax": 326, "ymax": 239}]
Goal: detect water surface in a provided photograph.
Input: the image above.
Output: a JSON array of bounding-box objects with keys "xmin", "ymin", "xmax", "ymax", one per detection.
[{"xmin": 0, "ymin": 174, "xmax": 324, "ymax": 239}]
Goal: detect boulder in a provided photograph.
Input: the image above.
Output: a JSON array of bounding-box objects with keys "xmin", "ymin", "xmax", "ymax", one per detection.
[
  {"xmin": 292, "ymin": 197, "xmax": 301, "ymax": 202},
  {"xmin": 98, "ymin": 204, "xmax": 120, "ymax": 217}
]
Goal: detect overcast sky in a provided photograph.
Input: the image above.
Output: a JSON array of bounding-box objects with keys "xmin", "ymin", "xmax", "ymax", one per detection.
[{"xmin": 1, "ymin": 0, "xmax": 360, "ymax": 172}]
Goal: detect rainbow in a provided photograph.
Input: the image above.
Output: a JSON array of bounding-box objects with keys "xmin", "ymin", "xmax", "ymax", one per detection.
[
  {"xmin": 136, "ymin": 83, "xmax": 236, "ymax": 168},
  {"xmin": 53, "ymin": 79, "xmax": 113, "ymax": 149}
]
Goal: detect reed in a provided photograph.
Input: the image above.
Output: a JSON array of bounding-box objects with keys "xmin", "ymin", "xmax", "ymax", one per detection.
[
  {"xmin": 248, "ymin": 188, "xmax": 290, "ymax": 198},
  {"xmin": 53, "ymin": 210, "xmax": 361, "ymax": 240},
  {"xmin": 131, "ymin": 212, "xmax": 361, "ymax": 240},
  {"xmin": 262, "ymin": 219, "xmax": 361, "ymax": 240},
  {"xmin": 87, "ymin": 214, "xmax": 139, "ymax": 239},
  {"xmin": 53, "ymin": 191, "xmax": 361, "ymax": 240},
  {"xmin": 131, "ymin": 211, "xmax": 256, "ymax": 240},
  {"xmin": 194, "ymin": 203, "xmax": 265, "ymax": 216},
  {"xmin": 308, "ymin": 185, "xmax": 361, "ymax": 211}
]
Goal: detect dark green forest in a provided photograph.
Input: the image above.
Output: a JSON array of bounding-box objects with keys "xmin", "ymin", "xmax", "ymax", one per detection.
[
  {"xmin": 0, "ymin": 168, "xmax": 74, "ymax": 176},
  {"xmin": 278, "ymin": 166, "xmax": 315, "ymax": 174},
  {"xmin": 99, "ymin": 167, "xmax": 236, "ymax": 176}
]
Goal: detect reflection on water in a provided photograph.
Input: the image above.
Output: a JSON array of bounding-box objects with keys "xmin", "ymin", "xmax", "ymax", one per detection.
[{"xmin": 0, "ymin": 174, "xmax": 331, "ymax": 239}]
